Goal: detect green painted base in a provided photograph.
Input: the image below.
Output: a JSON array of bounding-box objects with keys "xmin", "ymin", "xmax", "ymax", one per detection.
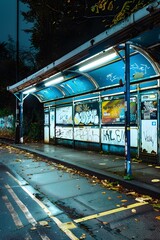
[{"xmin": 124, "ymin": 174, "xmax": 134, "ymax": 180}]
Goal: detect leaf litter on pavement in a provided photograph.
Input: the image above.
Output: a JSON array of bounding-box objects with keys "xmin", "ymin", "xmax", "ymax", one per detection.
[{"xmin": 1, "ymin": 143, "xmax": 160, "ymax": 213}]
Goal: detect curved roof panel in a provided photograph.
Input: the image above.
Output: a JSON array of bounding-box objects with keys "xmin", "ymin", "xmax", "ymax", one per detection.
[
  {"xmin": 32, "ymin": 48, "xmax": 158, "ymax": 102},
  {"xmin": 34, "ymin": 86, "xmax": 63, "ymax": 102},
  {"xmin": 59, "ymin": 76, "xmax": 96, "ymax": 95}
]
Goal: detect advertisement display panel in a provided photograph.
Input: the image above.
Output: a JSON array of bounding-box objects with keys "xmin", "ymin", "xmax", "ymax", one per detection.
[
  {"xmin": 74, "ymin": 101, "xmax": 99, "ymax": 125},
  {"xmin": 141, "ymin": 120, "xmax": 157, "ymax": 154},
  {"xmin": 140, "ymin": 94, "xmax": 157, "ymax": 154},
  {"xmin": 101, "ymin": 127, "xmax": 138, "ymax": 147},
  {"xmin": 74, "ymin": 127, "xmax": 99, "ymax": 142},
  {"xmin": 56, "ymin": 106, "xmax": 73, "ymax": 124},
  {"xmin": 102, "ymin": 98, "xmax": 137, "ymax": 124},
  {"xmin": 141, "ymin": 95, "xmax": 157, "ymax": 120}
]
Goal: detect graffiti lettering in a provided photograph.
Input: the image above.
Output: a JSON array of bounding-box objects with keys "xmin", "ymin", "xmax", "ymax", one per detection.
[
  {"xmin": 102, "ymin": 129, "xmax": 125, "ymax": 144},
  {"xmin": 74, "ymin": 127, "xmax": 99, "ymax": 142},
  {"xmin": 56, "ymin": 106, "xmax": 72, "ymax": 124},
  {"xmin": 130, "ymin": 63, "xmax": 150, "ymax": 79},
  {"xmin": 106, "ymin": 73, "xmax": 119, "ymax": 82},
  {"xmin": 0, "ymin": 115, "xmax": 14, "ymax": 129},
  {"xmin": 56, "ymin": 127, "xmax": 73, "ymax": 139},
  {"xmin": 143, "ymin": 131, "xmax": 154, "ymax": 147},
  {"xmin": 101, "ymin": 127, "xmax": 137, "ymax": 147},
  {"xmin": 74, "ymin": 110, "xmax": 99, "ymax": 125}
]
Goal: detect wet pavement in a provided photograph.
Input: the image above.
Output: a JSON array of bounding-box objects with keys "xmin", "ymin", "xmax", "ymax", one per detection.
[
  {"xmin": 0, "ymin": 141, "xmax": 160, "ymax": 240},
  {"xmin": 11, "ymin": 142, "xmax": 160, "ymax": 198}
]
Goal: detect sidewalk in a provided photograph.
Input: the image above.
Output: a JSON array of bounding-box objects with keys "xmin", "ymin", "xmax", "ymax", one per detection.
[{"xmin": 13, "ymin": 142, "xmax": 160, "ymax": 198}]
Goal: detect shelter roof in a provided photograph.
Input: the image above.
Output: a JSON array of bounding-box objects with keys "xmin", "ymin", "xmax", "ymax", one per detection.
[{"xmin": 7, "ymin": 1, "xmax": 160, "ymax": 103}]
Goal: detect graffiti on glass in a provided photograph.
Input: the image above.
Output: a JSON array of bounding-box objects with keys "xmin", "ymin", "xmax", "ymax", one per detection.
[{"xmin": 74, "ymin": 102, "xmax": 99, "ymax": 125}]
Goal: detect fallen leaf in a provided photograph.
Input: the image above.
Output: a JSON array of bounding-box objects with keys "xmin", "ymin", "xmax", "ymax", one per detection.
[
  {"xmin": 80, "ymin": 233, "xmax": 86, "ymax": 239},
  {"xmin": 151, "ymin": 179, "xmax": 160, "ymax": 183},
  {"xmin": 155, "ymin": 216, "xmax": 160, "ymax": 220},
  {"xmin": 39, "ymin": 221, "xmax": 49, "ymax": 226},
  {"xmin": 117, "ymin": 195, "xmax": 122, "ymax": 198},
  {"xmin": 134, "ymin": 218, "xmax": 139, "ymax": 222},
  {"xmin": 31, "ymin": 227, "xmax": 37, "ymax": 230},
  {"xmin": 112, "ymin": 187, "xmax": 120, "ymax": 191},
  {"xmin": 15, "ymin": 159, "xmax": 22, "ymax": 162},
  {"xmin": 152, "ymin": 203, "xmax": 160, "ymax": 209},
  {"xmin": 131, "ymin": 209, "xmax": 137, "ymax": 213},
  {"xmin": 121, "ymin": 199, "xmax": 128, "ymax": 203},
  {"xmin": 126, "ymin": 191, "xmax": 136, "ymax": 196},
  {"xmin": 136, "ymin": 196, "xmax": 152, "ymax": 202},
  {"xmin": 102, "ymin": 221, "xmax": 108, "ymax": 225}
]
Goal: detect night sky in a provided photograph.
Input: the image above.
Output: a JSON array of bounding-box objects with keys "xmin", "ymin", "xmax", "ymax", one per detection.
[{"xmin": 0, "ymin": 0, "xmax": 32, "ymax": 48}]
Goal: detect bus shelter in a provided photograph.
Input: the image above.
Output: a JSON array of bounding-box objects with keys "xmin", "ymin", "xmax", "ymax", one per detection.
[{"xmin": 7, "ymin": 1, "xmax": 160, "ymax": 166}]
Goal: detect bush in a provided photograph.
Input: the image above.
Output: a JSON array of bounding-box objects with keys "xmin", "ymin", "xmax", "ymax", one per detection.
[
  {"xmin": 26, "ymin": 122, "xmax": 43, "ymax": 141},
  {"xmin": 0, "ymin": 128, "xmax": 15, "ymax": 139}
]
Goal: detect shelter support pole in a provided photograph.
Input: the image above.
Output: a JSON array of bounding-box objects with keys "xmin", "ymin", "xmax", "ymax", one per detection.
[
  {"xmin": 15, "ymin": 92, "xmax": 23, "ymax": 144},
  {"xmin": 124, "ymin": 43, "xmax": 132, "ymax": 180},
  {"xmin": 158, "ymin": 89, "xmax": 160, "ymax": 164}
]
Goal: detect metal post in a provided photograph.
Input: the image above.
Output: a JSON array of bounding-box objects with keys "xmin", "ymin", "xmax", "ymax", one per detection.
[
  {"xmin": 124, "ymin": 43, "xmax": 132, "ymax": 180},
  {"xmin": 158, "ymin": 91, "xmax": 160, "ymax": 164},
  {"xmin": 15, "ymin": 98, "xmax": 20, "ymax": 144},
  {"xmin": 19, "ymin": 92, "xmax": 24, "ymax": 143},
  {"xmin": 15, "ymin": 93, "xmax": 23, "ymax": 144},
  {"xmin": 15, "ymin": 0, "xmax": 20, "ymax": 143}
]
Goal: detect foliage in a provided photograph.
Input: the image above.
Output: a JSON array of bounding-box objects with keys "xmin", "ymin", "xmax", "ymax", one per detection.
[
  {"xmin": 25, "ymin": 122, "xmax": 43, "ymax": 141},
  {"xmin": 0, "ymin": 128, "xmax": 15, "ymax": 139},
  {"xmin": 0, "ymin": 109, "xmax": 13, "ymax": 118},
  {"xmin": 0, "ymin": 39, "xmax": 36, "ymax": 113},
  {"xmin": 23, "ymin": 95, "xmax": 44, "ymax": 141},
  {"xmin": 20, "ymin": 0, "xmax": 155, "ymax": 68},
  {"xmin": 0, "ymin": 39, "xmax": 40, "ymax": 141},
  {"xmin": 0, "ymin": 40, "xmax": 16, "ymax": 112}
]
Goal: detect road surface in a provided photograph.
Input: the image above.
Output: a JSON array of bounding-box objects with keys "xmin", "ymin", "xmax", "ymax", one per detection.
[{"xmin": 0, "ymin": 143, "xmax": 160, "ymax": 239}]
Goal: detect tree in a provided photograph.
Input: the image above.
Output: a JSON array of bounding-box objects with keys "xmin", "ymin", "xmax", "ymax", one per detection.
[
  {"xmin": 0, "ymin": 38, "xmax": 37, "ymax": 113},
  {"xmin": 20, "ymin": 0, "xmax": 155, "ymax": 68},
  {"xmin": 0, "ymin": 40, "xmax": 16, "ymax": 112},
  {"xmin": 0, "ymin": 38, "xmax": 42, "ymax": 140}
]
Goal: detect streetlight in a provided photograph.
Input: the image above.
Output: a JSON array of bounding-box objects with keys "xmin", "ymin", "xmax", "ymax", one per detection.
[{"xmin": 15, "ymin": 0, "xmax": 23, "ymax": 144}]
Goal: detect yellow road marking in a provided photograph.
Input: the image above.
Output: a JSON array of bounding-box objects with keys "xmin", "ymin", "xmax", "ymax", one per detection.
[
  {"xmin": 74, "ymin": 202, "xmax": 148, "ymax": 223},
  {"xmin": 2, "ymin": 195, "xmax": 23, "ymax": 229},
  {"xmin": 6, "ymin": 171, "xmax": 79, "ymax": 240},
  {"xmin": 5, "ymin": 184, "xmax": 37, "ymax": 226},
  {"xmin": 6, "ymin": 171, "xmax": 148, "ymax": 239}
]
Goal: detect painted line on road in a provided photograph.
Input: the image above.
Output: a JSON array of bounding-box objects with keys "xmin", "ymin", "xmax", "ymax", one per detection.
[
  {"xmin": 4, "ymin": 183, "xmax": 51, "ymax": 240},
  {"xmin": 24, "ymin": 232, "xmax": 33, "ymax": 240},
  {"xmin": 2, "ymin": 195, "xmax": 23, "ymax": 229},
  {"xmin": 6, "ymin": 171, "xmax": 79, "ymax": 240},
  {"xmin": 74, "ymin": 202, "xmax": 148, "ymax": 223},
  {"xmin": 5, "ymin": 184, "xmax": 37, "ymax": 226}
]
